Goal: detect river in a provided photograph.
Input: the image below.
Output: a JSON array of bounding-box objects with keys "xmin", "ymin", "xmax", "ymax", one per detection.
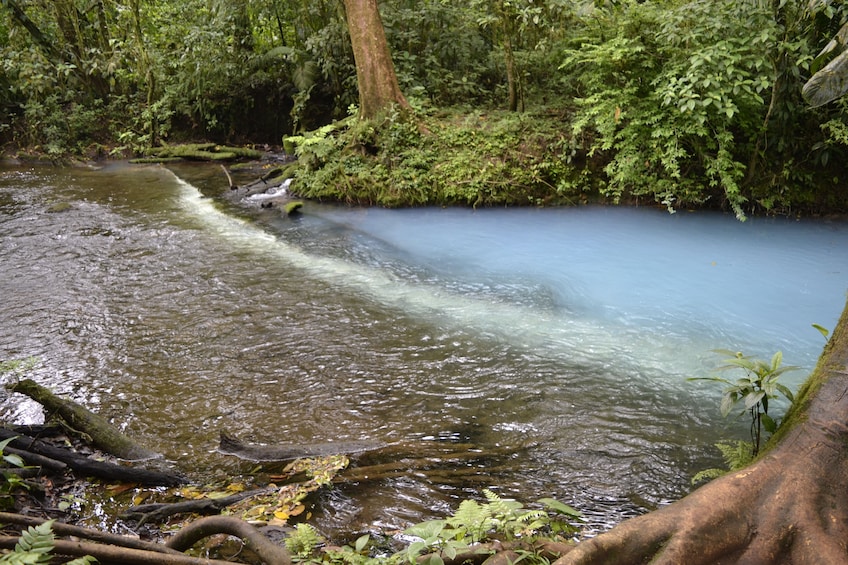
[{"xmin": 1, "ymin": 161, "xmax": 846, "ymax": 537}]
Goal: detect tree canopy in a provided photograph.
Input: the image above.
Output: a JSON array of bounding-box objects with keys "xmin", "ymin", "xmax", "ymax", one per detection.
[{"xmin": 1, "ymin": 0, "xmax": 847, "ymax": 215}]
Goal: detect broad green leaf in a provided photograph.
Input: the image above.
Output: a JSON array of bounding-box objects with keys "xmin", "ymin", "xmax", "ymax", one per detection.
[
  {"xmin": 770, "ymin": 351, "xmax": 783, "ymax": 372},
  {"xmin": 0, "ymin": 437, "xmax": 18, "ymax": 453},
  {"xmin": 3, "ymin": 453, "xmax": 25, "ymax": 468},
  {"xmin": 425, "ymin": 554, "xmax": 445, "ymax": 565},
  {"xmin": 762, "ymin": 413, "xmax": 777, "ymax": 434},
  {"xmin": 744, "ymin": 390, "xmax": 765, "ymax": 410},
  {"xmin": 538, "ymin": 497, "xmax": 583, "ymax": 518},
  {"xmin": 775, "ymin": 383, "xmax": 795, "ymax": 402},
  {"xmin": 404, "ymin": 520, "xmax": 446, "ymax": 541},
  {"xmin": 812, "ymin": 324, "xmax": 830, "ymax": 339},
  {"xmin": 443, "ymin": 545, "xmax": 457, "ymax": 561},
  {"xmin": 354, "ymin": 534, "xmax": 369, "ymax": 552},
  {"xmin": 720, "ymin": 393, "xmax": 735, "ymax": 417}
]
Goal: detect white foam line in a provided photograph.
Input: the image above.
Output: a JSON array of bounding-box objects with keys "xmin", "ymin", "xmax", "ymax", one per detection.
[{"xmin": 171, "ymin": 172, "xmax": 705, "ymax": 379}]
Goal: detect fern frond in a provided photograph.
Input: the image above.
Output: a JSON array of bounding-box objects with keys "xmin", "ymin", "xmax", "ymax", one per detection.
[
  {"xmin": 0, "ymin": 521, "xmax": 55, "ymax": 564},
  {"xmin": 65, "ymin": 557, "xmax": 98, "ymax": 565},
  {"xmin": 516, "ymin": 510, "xmax": 547, "ymax": 523},
  {"xmin": 483, "ymin": 489, "xmax": 523, "ymax": 516}
]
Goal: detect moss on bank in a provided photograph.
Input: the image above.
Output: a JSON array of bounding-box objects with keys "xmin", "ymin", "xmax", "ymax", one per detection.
[{"xmin": 286, "ymin": 109, "xmax": 599, "ymax": 208}]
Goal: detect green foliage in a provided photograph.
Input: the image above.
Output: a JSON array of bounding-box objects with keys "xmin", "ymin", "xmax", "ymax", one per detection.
[
  {"xmin": 0, "ymin": 435, "xmax": 30, "ymax": 510},
  {"xmin": 0, "ymin": 521, "xmax": 96, "ymax": 565},
  {"xmin": 282, "ymin": 491, "xmax": 580, "ymax": 565},
  {"xmin": 690, "ymin": 350, "xmax": 798, "ymax": 458},
  {"xmin": 0, "ymin": 521, "xmax": 55, "ymax": 564},
  {"xmin": 403, "ymin": 489, "xmax": 581, "ymax": 565},
  {"xmin": 286, "ymin": 523, "xmax": 325, "ymax": 560},
  {"xmin": 559, "ymin": 0, "xmax": 840, "ymax": 217},
  {"xmin": 0, "ymin": 357, "xmax": 37, "ymax": 380},
  {"xmin": 291, "ymin": 108, "xmax": 587, "ymax": 207},
  {"xmin": 563, "ymin": 1, "xmax": 760, "ymax": 217},
  {"xmin": 691, "ymin": 439, "xmax": 755, "ymax": 484},
  {"xmin": 813, "ymin": 323, "xmax": 831, "ymax": 340}
]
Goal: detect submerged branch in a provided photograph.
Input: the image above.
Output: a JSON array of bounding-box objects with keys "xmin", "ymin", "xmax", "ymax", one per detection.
[
  {"xmin": 7, "ymin": 378, "xmax": 159, "ymax": 461},
  {"xmin": 0, "ymin": 428, "xmax": 185, "ymax": 486}
]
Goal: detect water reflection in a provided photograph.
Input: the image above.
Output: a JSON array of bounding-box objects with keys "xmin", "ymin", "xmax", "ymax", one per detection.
[{"xmin": 1, "ymin": 162, "xmax": 846, "ymax": 537}]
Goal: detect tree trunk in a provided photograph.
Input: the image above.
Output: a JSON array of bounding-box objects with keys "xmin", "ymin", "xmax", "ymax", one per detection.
[
  {"xmin": 555, "ymin": 298, "xmax": 848, "ymax": 564},
  {"xmin": 342, "ymin": 0, "xmax": 410, "ymax": 119}
]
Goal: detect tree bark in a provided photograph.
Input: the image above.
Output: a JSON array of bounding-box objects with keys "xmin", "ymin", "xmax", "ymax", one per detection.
[
  {"xmin": 166, "ymin": 515, "xmax": 291, "ymax": 565},
  {"xmin": 555, "ymin": 298, "xmax": 848, "ymax": 564},
  {"xmin": 342, "ymin": 0, "xmax": 410, "ymax": 119}
]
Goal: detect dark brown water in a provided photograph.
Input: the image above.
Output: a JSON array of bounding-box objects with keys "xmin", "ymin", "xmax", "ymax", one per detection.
[{"xmin": 2, "ymin": 161, "xmax": 845, "ymax": 537}]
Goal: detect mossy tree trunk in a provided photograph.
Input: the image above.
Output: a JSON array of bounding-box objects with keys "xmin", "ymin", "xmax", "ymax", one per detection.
[
  {"xmin": 342, "ymin": 0, "xmax": 410, "ymax": 119},
  {"xmin": 556, "ymin": 298, "xmax": 848, "ymax": 564}
]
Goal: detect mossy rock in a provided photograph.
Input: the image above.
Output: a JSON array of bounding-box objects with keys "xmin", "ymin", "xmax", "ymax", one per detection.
[{"xmin": 284, "ymin": 201, "xmax": 304, "ymax": 216}]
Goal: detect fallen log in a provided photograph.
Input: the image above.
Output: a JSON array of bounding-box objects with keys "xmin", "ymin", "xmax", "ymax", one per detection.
[
  {"xmin": 0, "ymin": 429, "xmax": 185, "ymax": 486},
  {"xmin": 7, "ymin": 379, "xmax": 158, "ymax": 461},
  {"xmin": 2, "ymin": 445, "xmax": 67, "ymax": 472},
  {"xmin": 218, "ymin": 431, "xmax": 385, "ymax": 462}
]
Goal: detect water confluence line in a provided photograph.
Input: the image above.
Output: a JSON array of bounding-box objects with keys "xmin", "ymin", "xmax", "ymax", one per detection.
[{"xmin": 170, "ymin": 172, "xmax": 706, "ymax": 381}]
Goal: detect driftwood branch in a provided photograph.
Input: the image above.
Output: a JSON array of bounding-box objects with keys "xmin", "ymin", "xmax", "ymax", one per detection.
[
  {"xmin": 121, "ymin": 486, "xmax": 277, "ymax": 525},
  {"xmin": 0, "ymin": 428, "xmax": 185, "ymax": 486},
  {"xmin": 6, "ymin": 379, "xmax": 158, "ymax": 461},
  {"xmin": 220, "ymin": 164, "xmax": 236, "ymax": 190}
]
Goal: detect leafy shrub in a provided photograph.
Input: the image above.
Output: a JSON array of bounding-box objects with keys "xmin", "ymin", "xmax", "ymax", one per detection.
[{"xmin": 559, "ymin": 0, "xmax": 828, "ymax": 218}]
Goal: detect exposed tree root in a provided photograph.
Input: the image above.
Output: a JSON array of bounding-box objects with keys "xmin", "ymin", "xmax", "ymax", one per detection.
[
  {"xmin": 121, "ymin": 486, "xmax": 278, "ymax": 525},
  {"xmin": 166, "ymin": 515, "xmax": 292, "ymax": 565},
  {"xmin": 0, "ymin": 511, "xmax": 291, "ymax": 564}
]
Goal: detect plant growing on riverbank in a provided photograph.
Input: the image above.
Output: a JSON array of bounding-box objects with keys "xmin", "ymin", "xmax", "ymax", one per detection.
[
  {"xmin": 283, "ymin": 490, "xmax": 581, "ymax": 565},
  {"xmin": 690, "ymin": 349, "xmax": 798, "ymax": 482}
]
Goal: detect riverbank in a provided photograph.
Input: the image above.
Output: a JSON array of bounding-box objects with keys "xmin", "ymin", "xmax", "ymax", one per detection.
[{"xmin": 4, "ymin": 106, "xmax": 847, "ymax": 219}]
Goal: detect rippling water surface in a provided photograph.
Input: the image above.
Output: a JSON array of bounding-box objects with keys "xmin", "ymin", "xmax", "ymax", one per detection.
[{"xmin": 1, "ymin": 162, "xmax": 846, "ymax": 536}]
